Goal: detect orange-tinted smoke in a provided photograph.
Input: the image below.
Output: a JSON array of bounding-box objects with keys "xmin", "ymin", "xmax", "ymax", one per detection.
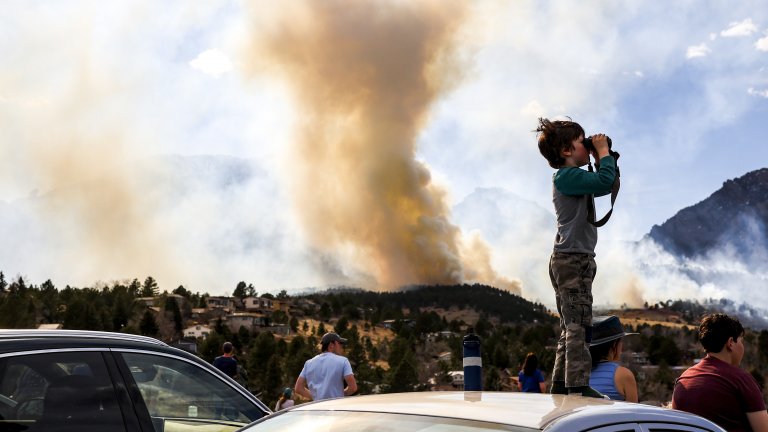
[{"xmin": 246, "ymin": 1, "xmax": 520, "ymax": 293}]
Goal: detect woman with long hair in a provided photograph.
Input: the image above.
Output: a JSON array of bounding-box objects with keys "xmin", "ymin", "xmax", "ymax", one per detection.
[
  {"xmin": 518, "ymin": 352, "xmax": 546, "ymax": 393},
  {"xmin": 589, "ymin": 316, "xmax": 638, "ymax": 402}
]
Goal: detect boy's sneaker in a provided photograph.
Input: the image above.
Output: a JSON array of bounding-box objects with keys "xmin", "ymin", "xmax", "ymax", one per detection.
[
  {"xmin": 567, "ymin": 386, "xmax": 607, "ymax": 399},
  {"xmin": 550, "ymin": 381, "xmax": 567, "ymax": 395}
]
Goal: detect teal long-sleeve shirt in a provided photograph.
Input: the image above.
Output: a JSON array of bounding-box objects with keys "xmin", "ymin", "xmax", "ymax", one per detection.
[
  {"xmin": 554, "ymin": 156, "xmax": 616, "ymax": 197},
  {"xmin": 551, "ymin": 156, "xmax": 616, "ymax": 255}
]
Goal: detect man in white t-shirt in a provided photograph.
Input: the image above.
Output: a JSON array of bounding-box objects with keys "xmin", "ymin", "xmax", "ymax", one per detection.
[{"xmin": 295, "ymin": 332, "xmax": 357, "ymax": 401}]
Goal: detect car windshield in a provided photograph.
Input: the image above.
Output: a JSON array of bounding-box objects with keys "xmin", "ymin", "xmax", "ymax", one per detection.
[{"xmin": 246, "ymin": 411, "xmax": 537, "ymax": 432}]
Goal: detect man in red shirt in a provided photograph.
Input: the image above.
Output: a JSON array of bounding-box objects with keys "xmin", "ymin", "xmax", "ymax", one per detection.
[{"xmin": 672, "ymin": 313, "xmax": 768, "ymax": 432}]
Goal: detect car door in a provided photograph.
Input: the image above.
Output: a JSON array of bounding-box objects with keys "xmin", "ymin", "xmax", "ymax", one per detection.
[
  {"xmin": 586, "ymin": 425, "xmax": 642, "ymax": 432},
  {"xmin": 586, "ymin": 423, "xmax": 718, "ymax": 432},
  {"xmin": 638, "ymin": 423, "xmax": 720, "ymax": 432},
  {"xmin": 0, "ymin": 350, "xmax": 131, "ymax": 432},
  {"xmin": 113, "ymin": 349, "xmax": 267, "ymax": 432}
]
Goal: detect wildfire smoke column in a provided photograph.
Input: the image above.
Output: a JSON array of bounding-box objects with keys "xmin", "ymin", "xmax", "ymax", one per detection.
[{"xmin": 246, "ymin": 1, "xmax": 519, "ymax": 292}]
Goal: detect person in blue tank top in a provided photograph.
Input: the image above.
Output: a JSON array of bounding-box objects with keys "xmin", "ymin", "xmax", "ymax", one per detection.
[
  {"xmin": 518, "ymin": 352, "xmax": 546, "ymax": 393},
  {"xmin": 588, "ymin": 315, "xmax": 638, "ymax": 402}
]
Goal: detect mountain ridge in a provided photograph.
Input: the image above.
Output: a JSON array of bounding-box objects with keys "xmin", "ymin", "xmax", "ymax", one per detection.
[{"xmin": 647, "ymin": 168, "xmax": 768, "ymax": 261}]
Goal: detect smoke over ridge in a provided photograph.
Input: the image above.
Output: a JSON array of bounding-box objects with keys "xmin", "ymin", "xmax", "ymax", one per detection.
[{"xmin": 245, "ymin": 1, "xmax": 518, "ymax": 292}]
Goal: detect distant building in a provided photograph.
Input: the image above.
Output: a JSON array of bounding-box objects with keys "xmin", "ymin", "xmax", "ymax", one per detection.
[
  {"xmin": 267, "ymin": 323, "xmax": 291, "ymax": 336},
  {"xmin": 225, "ymin": 313, "xmax": 268, "ymax": 333},
  {"xmin": 448, "ymin": 371, "xmax": 464, "ymax": 389},
  {"xmin": 242, "ymin": 296, "xmax": 274, "ymax": 313},
  {"xmin": 191, "ymin": 308, "xmax": 207, "ymax": 320},
  {"xmin": 295, "ymin": 298, "xmax": 317, "ymax": 308},
  {"xmin": 628, "ymin": 351, "xmax": 649, "ymax": 366},
  {"xmin": 37, "ymin": 323, "xmax": 63, "ymax": 330},
  {"xmin": 435, "ymin": 351, "xmax": 452, "ymax": 363},
  {"xmin": 425, "ymin": 331, "xmax": 457, "ymax": 343},
  {"xmin": 136, "ymin": 297, "xmax": 157, "ymax": 307},
  {"xmin": 207, "ymin": 296, "xmax": 235, "ymax": 311},
  {"xmin": 165, "ymin": 293, "xmax": 188, "ymax": 308},
  {"xmin": 379, "ymin": 319, "xmax": 413, "ymax": 330},
  {"xmin": 184, "ymin": 324, "xmax": 212, "ymax": 339}
]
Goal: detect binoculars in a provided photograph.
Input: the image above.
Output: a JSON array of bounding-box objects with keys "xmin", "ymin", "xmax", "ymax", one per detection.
[{"xmin": 584, "ymin": 135, "xmax": 620, "ymax": 160}]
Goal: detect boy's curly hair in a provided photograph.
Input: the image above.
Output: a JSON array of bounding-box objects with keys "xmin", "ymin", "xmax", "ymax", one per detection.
[
  {"xmin": 536, "ymin": 117, "xmax": 585, "ymax": 168},
  {"xmin": 698, "ymin": 313, "xmax": 744, "ymax": 353}
]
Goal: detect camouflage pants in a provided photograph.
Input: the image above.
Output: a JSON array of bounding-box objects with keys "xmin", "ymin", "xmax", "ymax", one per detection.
[{"xmin": 549, "ymin": 252, "xmax": 596, "ymax": 388}]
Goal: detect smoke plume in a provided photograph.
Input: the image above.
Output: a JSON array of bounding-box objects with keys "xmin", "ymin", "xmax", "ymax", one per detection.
[{"xmin": 246, "ymin": 1, "xmax": 519, "ymax": 292}]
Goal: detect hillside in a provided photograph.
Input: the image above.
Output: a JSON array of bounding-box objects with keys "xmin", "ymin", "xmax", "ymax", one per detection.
[
  {"xmin": 647, "ymin": 168, "xmax": 768, "ymax": 260},
  {"xmin": 301, "ymin": 284, "xmax": 556, "ymax": 325}
]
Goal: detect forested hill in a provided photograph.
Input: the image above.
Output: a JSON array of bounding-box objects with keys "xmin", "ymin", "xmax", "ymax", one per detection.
[{"xmin": 301, "ymin": 284, "xmax": 555, "ymax": 325}]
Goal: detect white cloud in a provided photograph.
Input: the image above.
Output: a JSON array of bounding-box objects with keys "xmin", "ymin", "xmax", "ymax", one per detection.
[
  {"xmin": 686, "ymin": 43, "xmax": 711, "ymax": 59},
  {"xmin": 747, "ymin": 87, "xmax": 768, "ymax": 98},
  {"xmin": 720, "ymin": 18, "xmax": 758, "ymax": 37},
  {"xmin": 708, "ymin": 33, "xmax": 718, "ymax": 41},
  {"xmin": 756, "ymin": 34, "xmax": 768, "ymax": 51},
  {"xmin": 519, "ymin": 100, "xmax": 545, "ymax": 117},
  {"xmin": 189, "ymin": 49, "xmax": 234, "ymax": 77}
]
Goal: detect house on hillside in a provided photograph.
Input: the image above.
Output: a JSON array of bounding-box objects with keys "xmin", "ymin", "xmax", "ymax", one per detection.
[
  {"xmin": 425, "ymin": 331, "xmax": 457, "ymax": 343},
  {"xmin": 434, "ymin": 351, "xmax": 452, "ymax": 363},
  {"xmin": 448, "ymin": 371, "xmax": 464, "ymax": 389},
  {"xmin": 272, "ymin": 299, "xmax": 290, "ymax": 313},
  {"xmin": 267, "ymin": 323, "xmax": 291, "ymax": 336},
  {"xmin": 242, "ymin": 296, "xmax": 277, "ymax": 313},
  {"xmin": 190, "ymin": 308, "xmax": 207, "ymax": 320},
  {"xmin": 628, "ymin": 351, "xmax": 649, "ymax": 366},
  {"xmin": 165, "ymin": 293, "xmax": 188, "ymax": 308},
  {"xmin": 207, "ymin": 296, "xmax": 235, "ymax": 311},
  {"xmin": 379, "ymin": 319, "xmax": 414, "ymax": 330},
  {"xmin": 225, "ymin": 313, "xmax": 269, "ymax": 333},
  {"xmin": 184, "ymin": 324, "xmax": 212, "ymax": 339},
  {"xmin": 136, "ymin": 297, "xmax": 157, "ymax": 307}
]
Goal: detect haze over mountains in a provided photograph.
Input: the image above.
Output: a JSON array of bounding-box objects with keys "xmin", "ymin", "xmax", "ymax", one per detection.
[
  {"xmin": 455, "ymin": 167, "xmax": 768, "ymax": 315},
  {"xmin": 1, "ymin": 156, "xmax": 766, "ymax": 315}
]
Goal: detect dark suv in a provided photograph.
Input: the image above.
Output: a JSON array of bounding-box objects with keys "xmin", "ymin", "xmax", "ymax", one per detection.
[{"xmin": 0, "ymin": 329, "xmax": 270, "ymax": 431}]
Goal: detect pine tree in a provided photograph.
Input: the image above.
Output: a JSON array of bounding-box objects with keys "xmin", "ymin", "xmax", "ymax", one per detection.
[
  {"xmin": 165, "ymin": 296, "xmax": 183, "ymax": 335},
  {"xmin": 233, "ymin": 281, "xmax": 247, "ymax": 299},
  {"xmin": 140, "ymin": 276, "xmax": 159, "ymax": 297},
  {"xmin": 139, "ymin": 310, "xmax": 159, "ymax": 337}
]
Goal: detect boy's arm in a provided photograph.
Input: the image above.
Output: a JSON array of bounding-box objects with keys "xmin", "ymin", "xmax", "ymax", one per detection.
[{"xmin": 554, "ymin": 156, "xmax": 616, "ymax": 196}]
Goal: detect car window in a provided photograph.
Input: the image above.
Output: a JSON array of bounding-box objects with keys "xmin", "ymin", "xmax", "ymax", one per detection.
[
  {"xmin": 121, "ymin": 351, "xmax": 263, "ymax": 432},
  {"xmin": 0, "ymin": 351, "xmax": 126, "ymax": 432},
  {"xmin": 242, "ymin": 410, "xmax": 537, "ymax": 431}
]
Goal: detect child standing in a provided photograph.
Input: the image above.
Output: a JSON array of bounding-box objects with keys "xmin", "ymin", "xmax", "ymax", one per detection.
[{"xmin": 536, "ymin": 118, "xmax": 616, "ymax": 397}]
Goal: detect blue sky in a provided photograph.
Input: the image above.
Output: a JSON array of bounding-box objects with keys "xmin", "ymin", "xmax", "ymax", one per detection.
[{"xmin": 1, "ymin": 1, "xmax": 766, "ymax": 303}]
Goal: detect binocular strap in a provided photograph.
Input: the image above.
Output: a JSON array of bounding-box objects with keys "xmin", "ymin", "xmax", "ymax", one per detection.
[{"xmin": 587, "ymin": 165, "xmax": 620, "ymax": 227}]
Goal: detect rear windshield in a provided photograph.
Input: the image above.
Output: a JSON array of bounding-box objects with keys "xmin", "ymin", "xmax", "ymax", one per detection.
[{"xmin": 246, "ymin": 410, "xmax": 538, "ymax": 432}]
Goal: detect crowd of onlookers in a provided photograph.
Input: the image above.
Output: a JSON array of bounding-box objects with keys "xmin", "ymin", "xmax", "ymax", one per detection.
[
  {"xmin": 213, "ymin": 311, "xmax": 767, "ymax": 431},
  {"xmin": 517, "ymin": 313, "xmax": 768, "ymax": 432}
]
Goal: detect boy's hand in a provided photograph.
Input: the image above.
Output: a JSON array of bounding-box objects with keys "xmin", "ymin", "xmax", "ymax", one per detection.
[{"xmin": 590, "ymin": 134, "xmax": 610, "ymax": 159}]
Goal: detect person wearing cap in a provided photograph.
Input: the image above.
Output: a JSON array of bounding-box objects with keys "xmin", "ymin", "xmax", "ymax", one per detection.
[
  {"xmin": 294, "ymin": 332, "xmax": 357, "ymax": 401},
  {"xmin": 275, "ymin": 387, "xmax": 295, "ymax": 411},
  {"xmin": 672, "ymin": 313, "xmax": 768, "ymax": 432},
  {"xmin": 588, "ymin": 315, "xmax": 638, "ymax": 402}
]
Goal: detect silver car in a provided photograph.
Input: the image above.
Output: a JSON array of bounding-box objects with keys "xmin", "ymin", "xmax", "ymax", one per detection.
[
  {"xmin": 0, "ymin": 329, "xmax": 271, "ymax": 431},
  {"xmin": 236, "ymin": 391, "xmax": 725, "ymax": 432}
]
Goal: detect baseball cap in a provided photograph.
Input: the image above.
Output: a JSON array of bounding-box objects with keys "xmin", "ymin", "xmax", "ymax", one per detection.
[{"xmin": 321, "ymin": 332, "xmax": 348, "ymax": 345}]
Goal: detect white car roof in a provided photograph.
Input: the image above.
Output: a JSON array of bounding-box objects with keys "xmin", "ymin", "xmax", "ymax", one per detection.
[{"xmin": 288, "ymin": 392, "xmax": 723, "ymax": 431}]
